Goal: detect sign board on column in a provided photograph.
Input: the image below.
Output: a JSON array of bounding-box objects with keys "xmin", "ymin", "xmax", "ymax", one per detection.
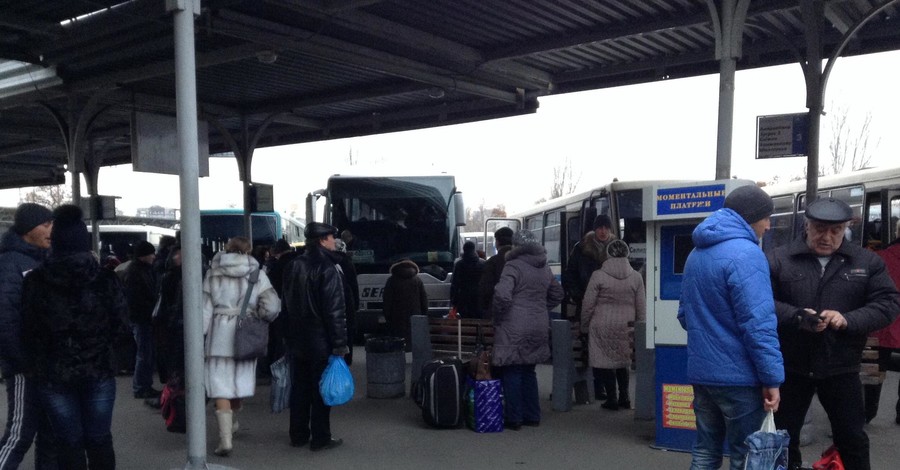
[
  {"xmin": 250, "ymin": 183, "xmax": 274, "ymax": 212},
  {"xmin": 131, "ymin": 111, "xmax": 210, "ymax": 176},
  {"xmin": 756, "ymin": 112, "xmax": 809, "ymax": 159}
]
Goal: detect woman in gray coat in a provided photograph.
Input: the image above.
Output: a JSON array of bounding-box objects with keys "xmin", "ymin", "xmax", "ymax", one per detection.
[
  {"xmin": 491, "ymin": 230, "xmax": 564, "ymax": 429},
  {"xmin": 580, "ymin": 239, "xmax": 645, "ymax": 410}
]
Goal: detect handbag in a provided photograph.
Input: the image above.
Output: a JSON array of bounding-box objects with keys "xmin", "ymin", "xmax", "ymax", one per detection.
[
  {"xmin": 233, "ymin": 268, "xmax": 269, "ymax": 361},
  {"xmin": 468, "ymin": 325, "xmax": 492, "ymax": 380},
  {"xmin": 742, "ymin": 410, "xmax": 790, "ymax": 470},
  {"xmin": 812, "ymin": 445, "xmax": 845, "ymax": 470},
  {"xmin": 269, "ymin": 354, "xmax": 292, "ymax": 413}
]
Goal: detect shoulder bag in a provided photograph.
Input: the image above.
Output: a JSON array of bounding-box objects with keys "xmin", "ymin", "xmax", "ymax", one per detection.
[{"xmin": 233, "ymin": 268, "xmax": 269, "ymax": 361}]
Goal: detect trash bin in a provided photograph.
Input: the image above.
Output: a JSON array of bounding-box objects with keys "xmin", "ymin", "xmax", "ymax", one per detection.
[{"xmin": 365, "ymin": 337, "xmax": 406, "ymax": 398}]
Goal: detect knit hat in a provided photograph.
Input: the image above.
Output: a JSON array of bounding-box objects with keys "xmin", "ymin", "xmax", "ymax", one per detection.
[
  {"xmin": 50, "ymin": 205, "xmax": 91, "ymax": 255},
  {"xmin": 512, "ymin": 229, "xmax": 539, "ymax": 247},
  {"xmin": 606, "ymin": 239, "xmax": 630, "ymax": 258},
  {"xmin": 463, "ymin": 240, "xmax": 476, "ymax": 254},
  {"xmin": 724, "ymin": 185, "xmax": 774, "ymax": 225},
  {"xmin": 12, "ymin": 202, "xmax": 53, "ymax": 235},
  {"xmin": 593, "ymin": 214, "xmax": 612, "ymax": 230},
  {"xmin": 494, "ymin": 227, "xmax": 514, "ymax": 246},
  {"xmin": 134, "ymin": 241, "xmax": 156, "ymax": 258}
]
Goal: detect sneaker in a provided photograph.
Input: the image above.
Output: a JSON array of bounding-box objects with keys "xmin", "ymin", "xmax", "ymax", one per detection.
[
  {"xmin": 309, "ymin": 438, "xmax": 343, "ymax": 451},
  {"xmin": 144, "ymin": 397, "xmax": 162, "ymax": 409},
  {"xmin": 618, "ymin": 399, "xmax": 631, "ymax": 410}
]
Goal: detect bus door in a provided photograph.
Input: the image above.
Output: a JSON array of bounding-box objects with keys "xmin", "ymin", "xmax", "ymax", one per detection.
[{"xmin": 867, "ymin": 189, "xmax": 900, "ymax": 248}]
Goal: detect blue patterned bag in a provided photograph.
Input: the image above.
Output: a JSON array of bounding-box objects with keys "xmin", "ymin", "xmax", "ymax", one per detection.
[
  {"xmin": 743, "ymin": 411, "xmax": 790, "ymax": 470},
  {"xmin": 465, "ymin": 378, "xmax": 503, "ymax": 433}
]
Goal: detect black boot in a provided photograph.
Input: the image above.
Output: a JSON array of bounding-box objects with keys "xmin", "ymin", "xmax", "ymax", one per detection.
[
  {"xmin": 616, "ymin": 368, "xmax": 631, "ymax": 409},
  {"xmin": 592, "ymin": 368, "xmax": 607, "ymax": 401}
]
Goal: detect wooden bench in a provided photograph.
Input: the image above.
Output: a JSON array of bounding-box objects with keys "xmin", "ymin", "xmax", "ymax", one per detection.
[{"xmin": 410, "ymin": 315, "xmax": 589, "ymax": 411}]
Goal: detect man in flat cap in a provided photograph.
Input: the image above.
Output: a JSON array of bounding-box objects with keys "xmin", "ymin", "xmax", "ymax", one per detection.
[
  {"xmin": 282, "ymin": 222, "xmax": 348, "ymax": 451},
  {"xmin": 0, "ymin": 203, "xmax": 58, "ymax": 468},
  {"xmin": 767, "ymin": 197, "xmax": 900, "ymax": 470}
]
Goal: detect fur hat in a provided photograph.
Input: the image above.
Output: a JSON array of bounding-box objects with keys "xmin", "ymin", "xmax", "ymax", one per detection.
[
  {"xmin": 134, "ymin": 241, "xmax": 156, "ymax": 258},
  {"xmin": 593, "ymin": 214, "xmax": 612, "ymax": 230},
  {"xmin": 512, "ymin": 229, "xmax": 539, "ymax": 247},
  {"xmin": 724, "ymin": 185, "xmax": 774, "ymax": 225},
  {"xmin": 50, "ymin": 205, "xmax": 91, "ymax": 256},
  {"xmin": 12, "ymin": 202, "xmax": 53, "ymax": 235}
]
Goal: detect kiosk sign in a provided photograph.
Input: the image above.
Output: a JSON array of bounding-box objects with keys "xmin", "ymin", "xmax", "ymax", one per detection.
[{"xmin": 656, "ymin": 184, "xmax": 726, "ymax": 217}]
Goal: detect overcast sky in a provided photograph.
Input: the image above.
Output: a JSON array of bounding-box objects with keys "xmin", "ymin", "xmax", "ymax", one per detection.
[{"xmin": 3, "ymin": 50, "xmax": 898, "ymax": 217}]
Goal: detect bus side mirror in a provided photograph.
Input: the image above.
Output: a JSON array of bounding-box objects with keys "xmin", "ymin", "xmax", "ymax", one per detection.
[{"xmin": 453, "ymin": 192, "xmax": 466, "ymax": 227}]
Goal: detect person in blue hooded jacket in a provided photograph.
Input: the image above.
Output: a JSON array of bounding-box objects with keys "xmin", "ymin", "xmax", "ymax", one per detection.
[{"xmin": 677, "ymin": 184, "xmax": 784, "ymax": 470}]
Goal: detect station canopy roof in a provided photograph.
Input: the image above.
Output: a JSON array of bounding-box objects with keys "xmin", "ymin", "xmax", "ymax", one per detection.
[{"xmin": 1, "ymin": 0, "xmax": 899, "ymax": 189}]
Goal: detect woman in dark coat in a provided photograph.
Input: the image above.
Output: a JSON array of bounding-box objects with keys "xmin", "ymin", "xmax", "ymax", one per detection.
[
  {"xmin": 23, "ymin": 205, "xmax": 127, "ymax": 469},
  {"xmin": 382, "ymin": 259, "xmax": 428, "ymax": 348},
  {"xmin": 491, "ymin": 229, "xmax": 564, "ymax": 429},
  {"xmin": 450, "ymin": 241, "xmax": 485, "ymax": 318}
]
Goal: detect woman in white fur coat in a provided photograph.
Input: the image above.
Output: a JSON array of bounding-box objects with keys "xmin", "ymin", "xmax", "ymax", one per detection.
[{"xmin": 202, "ymin": 237, "xmax": 280, "ymax": 456}]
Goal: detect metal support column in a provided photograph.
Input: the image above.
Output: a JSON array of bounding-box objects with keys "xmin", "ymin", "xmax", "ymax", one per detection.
[{"xmin": 169, "ymin": 1, "xmax": 236, "ymax": 469}]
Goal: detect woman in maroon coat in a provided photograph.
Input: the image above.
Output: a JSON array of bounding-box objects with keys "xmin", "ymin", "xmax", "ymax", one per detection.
[{"xmin": 868, "ymin": 223, "xmax": 900, "ymax": 424}]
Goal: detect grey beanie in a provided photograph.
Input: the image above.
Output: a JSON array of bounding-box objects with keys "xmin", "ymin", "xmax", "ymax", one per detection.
[
  {"xmin": 12, "ymin": 202, "xmax": 53, "ymax": 235},
  {"xmin": 512, "ymin": 229, "xmax": 538, "ymax": 247},
  {"xmin": 724, "ymin": 185, "xmax": 774, "ymax": 225}
]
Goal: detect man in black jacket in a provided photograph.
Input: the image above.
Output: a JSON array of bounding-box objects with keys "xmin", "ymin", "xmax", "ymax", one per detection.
[
  {"xmin": 124, "ymin": 241, "xmax": 159, "ymax": 399},
  {"xmin": 768, "ymin": 197, "xmax": 900, "ymax": 470},
  {"xmin": 282, "ymin": 222, "xmax": 349, "ymax": 452},
  {"xmin": 0, "ymin": 203, "xmax": 57, "ymax": 469}
]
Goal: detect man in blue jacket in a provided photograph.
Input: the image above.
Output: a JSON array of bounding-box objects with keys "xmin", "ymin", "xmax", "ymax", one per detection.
[
  {"xmin": 0, "ymin": 203, "xmax": 57, "ymax": 469},
  {"xmin": 678, "ymin": 184, "xmax": 784, "ymax": 470}
]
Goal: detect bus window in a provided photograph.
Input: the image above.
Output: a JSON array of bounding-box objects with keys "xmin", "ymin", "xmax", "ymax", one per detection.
[
  {"xmin": 544, "ymin": 210, "xmax": 562, "ymax": 264},
  {"xmin": 763, "ymin": 195, "xmax": 795, "ymax": 252},
  {"xmin": 891, "ymin": 195, "xmax": 900, "ymax": 244},
  {"xmin": 830, "ymin": 187, "xmax": 864, "ymax": 243},
  {"xmin": 525, "ymin": 215, "xmax": 542, "ymax": 234}
]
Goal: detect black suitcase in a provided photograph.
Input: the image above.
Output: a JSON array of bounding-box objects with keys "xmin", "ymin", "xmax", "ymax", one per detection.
[{"xmin": 416, "ymin": 358, "xmax": 464, "ymax": 428}]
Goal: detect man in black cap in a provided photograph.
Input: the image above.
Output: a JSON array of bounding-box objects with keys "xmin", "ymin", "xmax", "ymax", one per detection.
[
  {"xmin": 0, "ymin": 202, "xmax": 58, "ymax": 469},
  {"xmin": 768, "ymin": 197, "xmax": 900, "ymax": 470},
  {"xmin": 478, "ymin": 226, "xmax": 514, "ymax": 318},
  {"xmin": 282, "ymin": 222, "xmax": 349, "ymax": 451},
  {"xmin": 563, "ymin": 214, "xmax": 617, "ymax": 401},
  {"xmin": 124, "ymin": 240, "xmax": 160, "ymax": 399}
]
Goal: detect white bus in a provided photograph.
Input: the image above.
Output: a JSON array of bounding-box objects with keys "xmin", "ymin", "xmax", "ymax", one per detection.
[
  {"xmin": 98, "ymin": 224, "xmax": 177, "ymax": 260},
  {"xmin": 762, "ymin": 166, "xmax": 900, "ymax": 252},
  {"xmin": 459, "ymin": 231, "xmax": 496, "ymax": 258},
  {"xmin": 307, "ymin": 175, "xmax": 466, "ymax": 337}
]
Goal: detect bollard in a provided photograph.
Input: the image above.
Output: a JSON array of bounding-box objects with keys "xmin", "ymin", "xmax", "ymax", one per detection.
[
  {"xmin": 410, "ymin": 315, "xmax": 431, "ymax": 393},
  {"xmin": 551, "ymin": 319, "xmax": 573, "ymax": 412}
]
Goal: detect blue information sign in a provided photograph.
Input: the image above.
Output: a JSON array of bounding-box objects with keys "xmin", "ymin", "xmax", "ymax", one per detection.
[{"xmin": 656, "ymin": 184, "xmax": 726, "ymax": 217}]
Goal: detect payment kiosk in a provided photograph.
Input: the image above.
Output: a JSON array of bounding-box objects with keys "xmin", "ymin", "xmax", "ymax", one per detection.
[{"xmin": 642, "ymin": 179, "xmax": 755, "ymax": 451}]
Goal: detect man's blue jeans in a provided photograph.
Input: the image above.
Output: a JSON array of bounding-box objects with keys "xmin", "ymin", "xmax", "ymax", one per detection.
[
  {"xmin": 690, "ymin": 384, "xmax": 765, "ymax": 470},
  {"xmin": 132, "ymin": 323, "xmax": 155, "ymax": 394},
  {"xmin": 39, "ymin": 377, "xmax": 116, "ymax": 470},
  {"xmin": 499, "ymin": 364, "xmax": 540, "ymax": 425}
]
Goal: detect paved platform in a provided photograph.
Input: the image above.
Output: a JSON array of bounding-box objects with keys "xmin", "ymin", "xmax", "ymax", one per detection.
[{"xmin": 4, "ymin": 348, "xmax": 899, "ymax": 469}]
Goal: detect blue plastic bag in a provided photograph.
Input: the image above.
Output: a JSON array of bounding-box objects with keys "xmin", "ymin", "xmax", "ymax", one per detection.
[{"xmin": 319, "ymin": 355, "xmax": 354, "ymax": 406}]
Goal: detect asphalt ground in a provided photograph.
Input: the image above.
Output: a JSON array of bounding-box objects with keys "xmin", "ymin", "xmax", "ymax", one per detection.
[{"xmin": 4, "ymin": 348, "xmax": 900, "ymax": 470}]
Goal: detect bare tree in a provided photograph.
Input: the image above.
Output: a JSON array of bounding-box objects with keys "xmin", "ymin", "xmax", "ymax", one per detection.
[
  {"xmin": 20, "ymin": 185, "xmax": 72, "ymax": 208},
  {"xmin": 465, "ymin": 200, "xmax": 506, "ymax": 232},
  {"xmin": 823, "ymin": 104, "xmax": 880, "ymax": 176},
  {"xmin": 550, "ymin": 157, "xmax": 581, "ymax": 199}
]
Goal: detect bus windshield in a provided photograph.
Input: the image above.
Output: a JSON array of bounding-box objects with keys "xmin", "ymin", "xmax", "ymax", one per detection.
[
  {"xmin": 200, "ymin": 211, "xmax": 280, "ymax": 256},
  {"xmin": 327, "ymin": 176, "xmax": 459, "ymax": 273}
]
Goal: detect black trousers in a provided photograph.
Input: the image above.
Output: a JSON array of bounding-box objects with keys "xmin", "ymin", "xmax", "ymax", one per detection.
[
  {"xmin": 593, "ymin": 368, "xmax": 629, "ymax": 403},
  {"xmin": 288, "ymin": 356, "xmax": 331, "ymax": 446},
  {"xmin": 774, "ymin": 372, "xmax": 869, "ymax": 470}
]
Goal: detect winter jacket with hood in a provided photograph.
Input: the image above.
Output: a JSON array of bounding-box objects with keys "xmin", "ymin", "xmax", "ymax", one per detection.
[
  {"xmin": 382, "ymin": 259, "xmax": 428, "ymax": 345},
  {"xmin": 563, "ymin": 231, "xmax": 616, "ymax": 306},
  {"xmin": 282, "ymin": 244, "xmax": 349, "ymax": 360},
  {"xmin": 22, "ymin": 252, "xmax": 127, "ymax": 384},
  {"xmin": 581, "ymin": 256, "xmax": 646, "ymax": 369},
  {"xmin": 202, "ymin": 252, "xmax": 280, "ymax": 358},
  {"xmin": 677, "ymin": 208, "xmax": 784, "ymax": 388},
  {"xmin": 767, "ymin": 233, "xmax": 899, "ymax": 379},
  {"xmin": 0, "ymin": 229, "xmax": 48, "ymax": 378},
  {"xmin": 491, "ymin": 243, "xmax": 564, "ymax": 366},
  {"xmin": 478, "ymin": 244, "xmax": 512, "ymax": 316}
]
